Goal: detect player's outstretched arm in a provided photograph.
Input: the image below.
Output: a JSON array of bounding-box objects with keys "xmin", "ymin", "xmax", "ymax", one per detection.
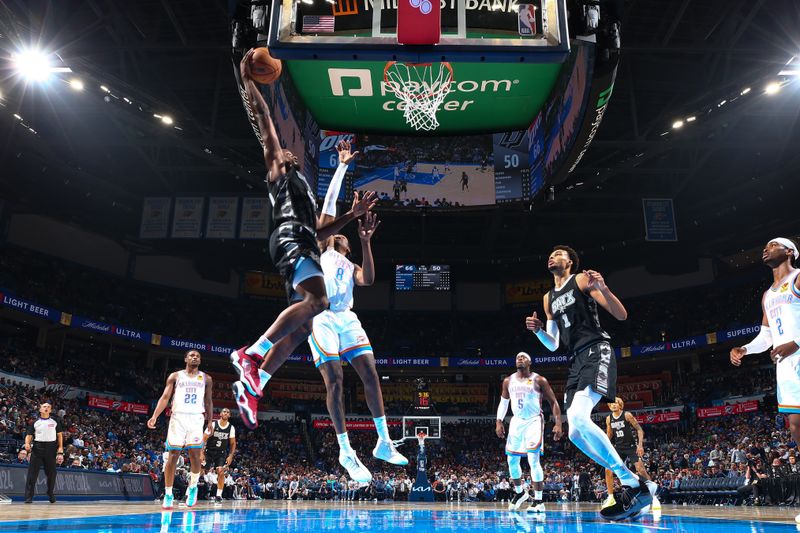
[
  {"xmin": 240, "ymin": 49, "xmax": 285, "ymax": 182},
  {"xmin": 526, "ymin": 294, "xmax": 560, "ymax": 351},
  {"xmin": 537, "ymin": 375, "xmax": 562, "ymax": 440},
  {"xmin": 316, "ymin": 191, "xmax": 378, "ymax": 242},
  {"xmin": 732, "ymin": 295, "xmax": 771, "ymax": 366},
  {"xmin": 355, "ymin": 212, "xmax": 379, "ymax": 286},
  {"xmin": 319, "ymin": 140, "xmax": 360, "ymax": 227},
  {"xmin": 579, "ymin": 270, "xmax": 627, "ymax": 320},
  {"xmin": 147, "ymin": 372, "xmax": 177, "ymax": 429},
  {"xmin": 496, "ymin": 377, "xmax": 510, "ymax": 438}
]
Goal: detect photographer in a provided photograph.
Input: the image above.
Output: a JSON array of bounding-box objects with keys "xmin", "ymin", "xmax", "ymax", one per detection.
[{"xmin": 737, "ymin": 457, "xmax": 768, "ymax": 505}]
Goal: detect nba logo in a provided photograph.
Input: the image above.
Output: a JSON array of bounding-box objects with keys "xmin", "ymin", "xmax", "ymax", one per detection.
[{"xmin": 518, "ymin": 4, "xmax": 537, "ymax": 36}]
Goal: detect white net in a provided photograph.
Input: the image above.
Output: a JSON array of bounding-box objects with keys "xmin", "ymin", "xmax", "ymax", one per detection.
[{"xmin": 384, "ymin": 62, "xmax": 453, "ymax": 131}]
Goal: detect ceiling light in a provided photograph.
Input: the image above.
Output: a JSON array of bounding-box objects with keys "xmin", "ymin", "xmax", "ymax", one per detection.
[
  {"xmin": 740, "ymin": 87, "xmax": 751, "ymax": 95},
  {"xmin": 69, "ymin": 78, "xmax": 84, "ymax": 91},
  {"xmin": 161, "ymin": 115, "xmax": 174, "ymax": 125},
  {"xmin": 765, "ymin": 82, "xmax": 781, "ymax": 95},
  {"xmin": 672, "ymin": 120, "xmax": 684, "ymax": 129},
  {"xmin": 686, "ymin": 116, "xmax": 696, "ymax": 122},
  {"xmin": 100, "ymin": 85, "xmax": 110, "ymax": 93},
  {"xmin": 13, "ymin": 50, "xmax": 52, "ymax": 81}
]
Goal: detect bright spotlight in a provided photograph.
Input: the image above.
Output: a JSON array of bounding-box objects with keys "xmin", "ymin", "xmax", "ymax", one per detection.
[
  {"xmin": 100, "ymin": 85, "xmax": 110, "ymax": 93},
  {"xmin": 740, "ymin": 87, "xmax": 751, "ymax": 95},
  {"xmin": 13, "ymin": 50, "xmax": 52, "ymax": 81},
  {"xmin": 161, "ymin": 115, "xmax": 174, "ymax": 125},
  {"xmin": 69, "ymin": 78, "xmax": 84, "ymax": 91},
  {"xmin": 686, "ymin": 116, "xmax": 696, "ymax": 123},
  {"xmin": 765, "ymin": 82, "xmax": 781, "ymax": 95},
  {"xmin": 672, "ymin": 120, "xmax": 684, "ymax": 129}
]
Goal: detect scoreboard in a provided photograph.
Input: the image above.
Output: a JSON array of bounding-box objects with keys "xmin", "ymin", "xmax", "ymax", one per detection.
[{"xmin": 395, "ymin": 265, "xmax": 451, "ymax": 291}]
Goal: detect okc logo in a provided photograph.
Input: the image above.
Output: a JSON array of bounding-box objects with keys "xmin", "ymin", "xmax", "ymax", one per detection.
[{"xmin": 409, "ymin": 0, "xmax": 432, "ymax": 15}]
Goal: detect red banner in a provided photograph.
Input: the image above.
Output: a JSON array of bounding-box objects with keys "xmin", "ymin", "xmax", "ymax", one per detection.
[
  {"xmin": 312, "ymin": 420, "xmax": 402, "ymax": 430},
  {"xmin": 88, "ymin": 395, "xmax": 149, "ymax": 415},
  {"xmin": 634, "ymin": 412, "xmax": 680, "ymax": 425},
  {"xmin": 696, "ymin": 400, "xmax": 759, "ymax": 419}
]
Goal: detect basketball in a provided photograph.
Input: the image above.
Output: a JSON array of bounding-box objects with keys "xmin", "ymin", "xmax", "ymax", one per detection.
[{"xmin": 249, "ymin": 48, "xmax": 282, "ymax": 85}]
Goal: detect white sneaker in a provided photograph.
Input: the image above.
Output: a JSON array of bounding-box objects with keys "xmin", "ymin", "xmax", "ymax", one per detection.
[
  {"xmin": 373, "ymin": 439, "xmax": 409, "ymax": 465},
  {"xmin": 527, "ymin": 502, "xmax": 545, "ymax": 513},
  {"xmin": 795, "ymin": 513, "xmax": 800, "ymax": 524},
  {"xmin": 339, "ymin": 452, "xmax": 372, "ymax": 483}
]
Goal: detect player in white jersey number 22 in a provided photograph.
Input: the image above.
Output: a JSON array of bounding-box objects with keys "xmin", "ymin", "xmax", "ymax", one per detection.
[
  {"xmin": 731, "ymin": 237, "xmax": 800, "ymax": 521},
  {"xmin": 148, "ymin": 349, "xmax": 213, "ymax": 510},
  {"xmin": 496, "ymin": 352, "xmax": 563, "ymax": 513}
]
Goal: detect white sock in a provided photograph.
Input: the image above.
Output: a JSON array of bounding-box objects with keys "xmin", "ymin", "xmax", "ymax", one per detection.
[
  {"xmin": 646, "ymin": 480, "xmax": 657, "ymax": 496},
  {"xmin": 189, "ymin": 472, "xmax": 199, "ymax": 487},
  {"xmin": 534, "ymin": 490, "xmax": 543, "ymax": 500},
  {"xmin": 165, "ymin": 487, "xmax": 173, "ymax": 496},
  {"xmin": 217, "ymin": 488, "xmax": 223, "ymax": 497},
  {"xmin": 337, "ymin": 432, "xmax": 354, "ymax": 454},
  {"xmin": 373, "ymin": 416, "xmax": 391, "ymax": 442},
  {"xmin": 258, "ymin": 369, "xmax": 272, "ymax": 389},
  {"xmin": 514, "ymin": 484, "xmax": 524, "ymax": 494},
  {"xmin": 246, "ymin": 335, "xmax": 273, "ymax": 357},
  {"xmin": 566, "ymin": 386, "xmax": 639, "ymax": 488}
]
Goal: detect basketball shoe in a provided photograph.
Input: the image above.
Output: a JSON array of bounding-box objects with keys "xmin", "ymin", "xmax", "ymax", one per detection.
[
  {"xmin": 508, "ymin": 489, "xmax": 530, "ymax": 511},
  {"xmin": 185, "ymin": 485, "xmax": 198, "ymax": 508},
  {"xmin": 373, "ymin": 439, "xmax": 409, "ymax": 465},
  {"xmin": 161, "ymin": 493, "xmax": 174, "ymax": 510},
  {"xmin": 527, "ymin": 500, "xmax": 545, "ymax": 514},
  {"xmin": 599, "ymin": 476, "xmax": 652, "ymax": 521},
  {"xmin": 230, "ymin": 347, "xmax": 265, "ymax": 397},
  {"xmin": 233, "ymin": 381, "xmax": 259, "ymax": 429},
  {"xmin": 339, "ymin": 452, "xmax": 372, "ymax": 483}
]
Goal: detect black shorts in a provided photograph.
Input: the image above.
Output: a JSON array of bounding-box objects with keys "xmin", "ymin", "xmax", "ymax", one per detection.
[
  {"xmin": 268, "ymin": 221, "xmax": 322, "ymax": 303},
  {"xmin": 564, "ymin": 341, "xmax": 617, "ymax": 410},
  {"xmin": 615, "ymin": 447, "xmax": 640, "ymax": 468},
  {"xmin": 205, "ymin": 449, "xmax": 228, "ymax": 468}
]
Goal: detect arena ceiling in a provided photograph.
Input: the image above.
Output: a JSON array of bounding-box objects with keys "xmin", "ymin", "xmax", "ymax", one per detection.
[{"xmin": 0, "ymin": 0, "xmax": 799, "ymax": 279}]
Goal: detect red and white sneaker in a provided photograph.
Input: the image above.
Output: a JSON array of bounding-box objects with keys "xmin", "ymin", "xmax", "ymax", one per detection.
[
  {"xmin": 230, "ymin": 347, "xmax": 264, "ymax": 398},
  {"xmin": 233, "ymin": 381, "xmax": 259, "ymax": 429}
]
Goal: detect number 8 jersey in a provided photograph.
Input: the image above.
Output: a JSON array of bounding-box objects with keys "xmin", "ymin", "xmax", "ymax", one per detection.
[
  {"xmin": 547, "ymin": 274, "xmax": 610, "ymax": 355},
  {"xmin": 321, "ymin": 248, "xmax": 355, "ymax": 312},
  {"xmin": 172, "ymin": 370, "xmax": 207, "ymax": 414}
]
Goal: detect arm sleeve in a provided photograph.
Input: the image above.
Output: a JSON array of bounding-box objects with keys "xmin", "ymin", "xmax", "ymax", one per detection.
[
  {"xmin": 535, "ymin": 319, "xmax": 560, "ymax": 352},
  {"xmin": 742, "ymin": 326, "xmax": 773, "ymax": 355},
  {"xmin": 496, "ymin": 397, "xmax": 510, "ymax": 421},
  {"xmin": 321, "ymin": 163, "xmax": 348, "ymax": 217},
  {"xmin": 55, "ymin": 418, "xmax": 63, "ymax": 433},
  {"xmin": 25, "ymin": 423, "xmax": 35, "ymax": 437}
]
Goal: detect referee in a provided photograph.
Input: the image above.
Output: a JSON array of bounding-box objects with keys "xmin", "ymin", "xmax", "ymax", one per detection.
[{"xmin": 24, "ymin": 402, "xmax": 63, "ymax": 504}]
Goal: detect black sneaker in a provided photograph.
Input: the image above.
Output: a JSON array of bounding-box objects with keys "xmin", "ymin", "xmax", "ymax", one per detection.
[
  {"xmin": 24, "ymin": 499, "xmax": 32, "ymax": 504},
  {"xmin": 49, "ymin": 496, "xmax": 56, "ymax": 504},
  {"xmin": 214, "ymin": 496, "xmax": 223, "ymax": 504},
  {"xmin": 508, "ymin": 489, "xmax": 530, "ymax": 511},
  {"xmin": 599, "ymin": 476, "xmax": 652, "ymax": 521}
]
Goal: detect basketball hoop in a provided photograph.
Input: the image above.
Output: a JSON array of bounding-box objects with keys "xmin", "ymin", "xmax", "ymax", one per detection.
[
  {"xmin": 417, "ymin": 430, "xmax": 428, "ymax": 449},
  {"xmin": 383, "ymin": 61, "xmax": 454, "ymax": 132}
]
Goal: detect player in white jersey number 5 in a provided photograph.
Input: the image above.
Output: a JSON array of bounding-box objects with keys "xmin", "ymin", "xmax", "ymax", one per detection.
[
  {"xmin": 731, "ymin": 237, "xmax": 800, "ymax": 522},
  {"xmin": 496, "ymin": 352, "xmax": 562, "ymax": 512},
  {"xmin": 148, "ymin": 350, "xmax": 213, "ymax": 510}
]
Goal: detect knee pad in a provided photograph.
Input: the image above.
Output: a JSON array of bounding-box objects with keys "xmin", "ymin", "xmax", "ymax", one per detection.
[
  {"xmin": 507, "ymin": 454, "xmax": 523, "ymax": 480},
  {"xmin": 527, "ymin": 452, "xmax": 544, "ymax": 482}
]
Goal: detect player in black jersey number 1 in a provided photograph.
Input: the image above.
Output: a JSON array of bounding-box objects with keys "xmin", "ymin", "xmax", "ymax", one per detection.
[{"xmin": 526, "ymin": 245, "xmax": 652, "ymax": 521}]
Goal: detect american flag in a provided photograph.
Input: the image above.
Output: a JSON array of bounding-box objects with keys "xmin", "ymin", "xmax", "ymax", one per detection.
[{"xmin": 303, "ymin": 15, "xmax": 335, "ymax": 33}]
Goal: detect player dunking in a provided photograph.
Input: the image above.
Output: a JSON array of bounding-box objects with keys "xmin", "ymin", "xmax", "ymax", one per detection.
[
  {"xmin": 526, "ymin": 245, "xmax": 651, "ymax": 520},
  {"xmin": 604, "ymin": 398, "xmax": 660, "ymax": 514},
  {"xmin": 496, "ymin": 352, "xmax": 562, "ymax": 513},
  {"xmin": 202, "ymin": 408, "xmax": 236, "ymax": 504},
  {"xmin": 730, "ymin": 238, "xmax": 800, "ymax": 521},
  {"xmin": 230, "ymin": 49, "xmax": 376, "ymax": 412},
  {"xmin": 148, "ymin": 350, "xmax": 213, "ymax": 510}
]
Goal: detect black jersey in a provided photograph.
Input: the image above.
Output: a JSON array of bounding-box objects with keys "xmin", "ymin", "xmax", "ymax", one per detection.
[
  {"xmin": 206, "ymin": 420, "xmax": 235, "ymax": 453},
  {"xmin": 609, "ymin": 412, "xmax": 636, "ymax": 449},
  {"xmin": 267, "ymin": 167, "xmax": 318, "ymax": 233},
  {"xmin": 547, "ymin": 274, "xmax": 610, "ymax": 355}
]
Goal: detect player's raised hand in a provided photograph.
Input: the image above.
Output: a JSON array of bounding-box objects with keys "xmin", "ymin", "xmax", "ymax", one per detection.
[
  {"xmin": 730, "ymin": 347, "xmax": 746, "ymax": 366},
  {"xmin": 771, "ymin": 341, "xmax": 799, "ymax": 364},
  {"xmin": 495, "ymin": 420, "xmax": 506, "ymax": 439},
  {"xmin": 525, "ymin": 311, "xmax": 543, "ymax": 333},
  {"xmin": 358, "ymin": 212, "xmax": 380, "ymax": 242},
  {"xmin": 336, "ymin": 140, "xmax": 360, "ymax": 165},
  {"xmin": 584, "ymin": 270, "xmax": 608, "ymax": 291},
  {"xmin": 351, "ymin": 191, "xmax": 378, "ymax": 216},
  {"xmin": 240, "ymin": 49, "xmax": 255, "ymax": 81},
  {"xmin": 146, "ymin": 417, "xmax": 157, "ymax": 429}
]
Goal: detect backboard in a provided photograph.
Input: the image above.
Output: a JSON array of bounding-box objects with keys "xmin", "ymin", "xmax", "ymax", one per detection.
[{"xmin": 402, "ymin": 415, "xmax": 442, "ymax": 440}]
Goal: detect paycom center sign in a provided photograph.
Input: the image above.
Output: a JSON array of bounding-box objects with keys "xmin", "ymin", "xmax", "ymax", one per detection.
[{"xmin": 285, "ymin": 60, "xmax": 562, "ymax": 134}]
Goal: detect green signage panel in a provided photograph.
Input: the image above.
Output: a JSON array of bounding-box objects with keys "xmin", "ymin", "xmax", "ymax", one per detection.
[{"xmin": 284, "ymin": 60, "xmax": 562, "ymax": 135}]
